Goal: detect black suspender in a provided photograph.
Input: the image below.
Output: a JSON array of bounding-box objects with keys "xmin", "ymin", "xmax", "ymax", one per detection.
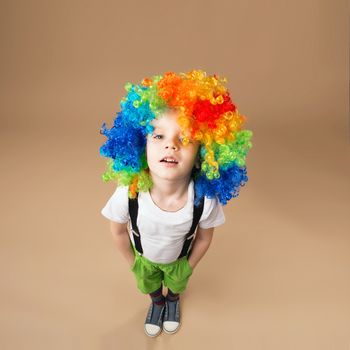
[
  {"xmin": 177, "ymin": 197, "xmax": 204, "ymax": 259},
  {"xmin": 128, "ymin": 192, "xmax": 204, "ymax": 259},
  {"xmin": 128, "ymin": 193, "xmax": 143, "ymax": 255}
]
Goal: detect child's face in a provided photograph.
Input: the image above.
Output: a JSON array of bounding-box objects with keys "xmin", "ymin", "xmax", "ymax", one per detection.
[{"xmin": 146, "ymin": 110, "xmax": 200, "ymax": 184}]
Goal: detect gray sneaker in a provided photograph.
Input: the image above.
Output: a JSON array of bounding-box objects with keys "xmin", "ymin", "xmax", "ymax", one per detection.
[
  {"xmin": 144, "ymin": 302, "xmax": 165, "ymax": 337},
  {"xmin": 163, "ymin": 299, "xmax": 181, "ymax": 334}
]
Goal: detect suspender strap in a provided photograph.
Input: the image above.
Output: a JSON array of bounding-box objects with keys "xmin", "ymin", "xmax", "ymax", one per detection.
[
  {"xmin": 128, "ymin": 192, "xmax": 205, "ymax": 259},
  {"xmin": 177, "ymin": 196, "xmax": 205, "ymax": 259},
  {"xmin": 128, "ymin": 194, "xmax": 143, "ymax": 255}
]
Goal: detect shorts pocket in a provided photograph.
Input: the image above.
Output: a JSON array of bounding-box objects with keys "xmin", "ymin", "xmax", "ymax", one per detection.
[
  {"xmin": 184, "ymin": 257, "xmax": 193, "ymax": 274},
  {"xmin": 130, "ymin": 255, "xmax": 138, "ymax": 271}
]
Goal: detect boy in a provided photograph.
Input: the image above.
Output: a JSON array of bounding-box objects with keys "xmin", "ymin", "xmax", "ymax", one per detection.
[{"xmin": 100, "ymin": 70, "xmax": 252, "ymax": 337}]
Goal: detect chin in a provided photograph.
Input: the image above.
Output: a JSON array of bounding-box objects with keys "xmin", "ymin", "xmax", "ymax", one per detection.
[{"xmin": 150, "ymin": 170, "xmax": 187, "ymax": 182}]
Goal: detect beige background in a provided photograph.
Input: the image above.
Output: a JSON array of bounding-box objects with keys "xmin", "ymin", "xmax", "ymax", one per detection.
[{"xmin": 1, "ymin": 0, "xmax": 349, "ymax": 349}]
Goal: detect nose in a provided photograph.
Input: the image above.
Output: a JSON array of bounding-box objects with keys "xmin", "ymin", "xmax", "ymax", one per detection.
[
  {"xmin": 165, "ymin": 144, "xmax": 178, "ymax": 151},
  {"xmin": 165, "ymin": 138, "xmax": 179, "ymax": 151}
]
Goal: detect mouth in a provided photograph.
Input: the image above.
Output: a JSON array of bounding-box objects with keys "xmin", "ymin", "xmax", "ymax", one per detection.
[{"xmin": 160, "ymin": 157, "xmax": 179, "ymax": 164}]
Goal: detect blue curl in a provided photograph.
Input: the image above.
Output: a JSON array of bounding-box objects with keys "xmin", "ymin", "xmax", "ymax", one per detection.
[{"xmin": 194, "ymin": 163, "xmax": 249, "ymax": 206}]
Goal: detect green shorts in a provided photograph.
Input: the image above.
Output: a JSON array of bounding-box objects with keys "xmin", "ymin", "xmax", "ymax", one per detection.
[{"xmin": 130, "ymin": 243, "xmax": 194, "ymax": 294}]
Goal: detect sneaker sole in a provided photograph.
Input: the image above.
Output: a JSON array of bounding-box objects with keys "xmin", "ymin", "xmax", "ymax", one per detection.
[
  {"xmin": 144, "ymin": 325, "xmax": 162, "ymax": 337},
  {"xmin": 163, "ymin": 323, "xmax": 181, "ymax": 335}
]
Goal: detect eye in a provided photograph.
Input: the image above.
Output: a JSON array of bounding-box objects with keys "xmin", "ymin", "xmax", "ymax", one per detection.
[
  {"xmin": 178, "ymin": 136, "xmax": 193, "ymax": 144},
  {"xmin": 153, "ymin": 134, "xmax": 163, "ymax": 140}
]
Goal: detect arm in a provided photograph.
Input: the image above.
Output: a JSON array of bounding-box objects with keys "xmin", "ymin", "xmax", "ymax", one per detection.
[
  {"xmin": 109, "ymin": 220, "xmax": 135, "ymax": 268},
  {"xmin": 187, "ymin": 227, "xmax": 214, "ymax": 269}
]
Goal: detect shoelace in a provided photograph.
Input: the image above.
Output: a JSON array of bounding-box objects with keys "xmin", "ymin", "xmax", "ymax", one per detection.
[
  {"xmin": 164, "ymin": 300, "xmax": 180, "ymax": 321},
  {"xmin": 146, "ymin": 302, "xmax": 165, "ymax": 325}
]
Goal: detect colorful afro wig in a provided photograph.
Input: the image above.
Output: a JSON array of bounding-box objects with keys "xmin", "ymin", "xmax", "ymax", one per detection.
[{"xmin": 99, "ymin": 69, "xmax": 253, "ymax": 205}]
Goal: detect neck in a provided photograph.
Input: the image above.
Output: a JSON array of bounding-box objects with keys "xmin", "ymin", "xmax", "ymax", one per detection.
[
  {"xmin": 150, "ymin": 176, "xmax": 191, "ymax": 199},
  {"xmin": 148, "ymin": 175, "xmax": 192, "ymax": 211}
]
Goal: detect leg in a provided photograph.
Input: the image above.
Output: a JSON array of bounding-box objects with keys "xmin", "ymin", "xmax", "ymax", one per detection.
[
  {"xmin": 166, "ymin": 288, "xmax": 180, "ymax": 302},
  {"xmin": 144, "ymin": 284, "xmax": 166, "ymax": 337},
  {"xmin": 130, "ymin": 253, "xmax": 165, "ymax": 337},
  {"xmin": 163, "ymin": 287, "xmax": 181, "ymax": 334},
  {"xmin": 162, "ymin": 257, "xmax": 193, "ymax": 334}
]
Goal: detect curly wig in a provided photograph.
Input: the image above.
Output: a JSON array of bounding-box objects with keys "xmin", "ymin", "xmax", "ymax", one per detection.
[{"xmin": 99, "ymin": 69, "xmax": 253, "ymax": 205}]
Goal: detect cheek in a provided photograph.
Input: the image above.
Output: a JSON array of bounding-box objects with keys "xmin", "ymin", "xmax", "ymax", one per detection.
[
  {"xmin": 184, "ymin": 148, "xmax": 199, "ymax": 165},
  {"xmin": 146, "ymin": 141, "xmax": 157, "ymax": 163},
  {"xmin": 146, "ymin": 144, "xmax": 151, "ymax": 161},
  {"xmin": 189, "ymin": 144, "xmax": 200, "ymax": 158},
  {"xmin": 145, "ymin": 141, "xmax": 150, "ymax": 161}
]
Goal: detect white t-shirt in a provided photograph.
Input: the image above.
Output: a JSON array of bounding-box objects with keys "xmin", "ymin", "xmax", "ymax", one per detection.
[{"xmin": 101, "ymin": 180, "xmax": 225, "ymax": 263}]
